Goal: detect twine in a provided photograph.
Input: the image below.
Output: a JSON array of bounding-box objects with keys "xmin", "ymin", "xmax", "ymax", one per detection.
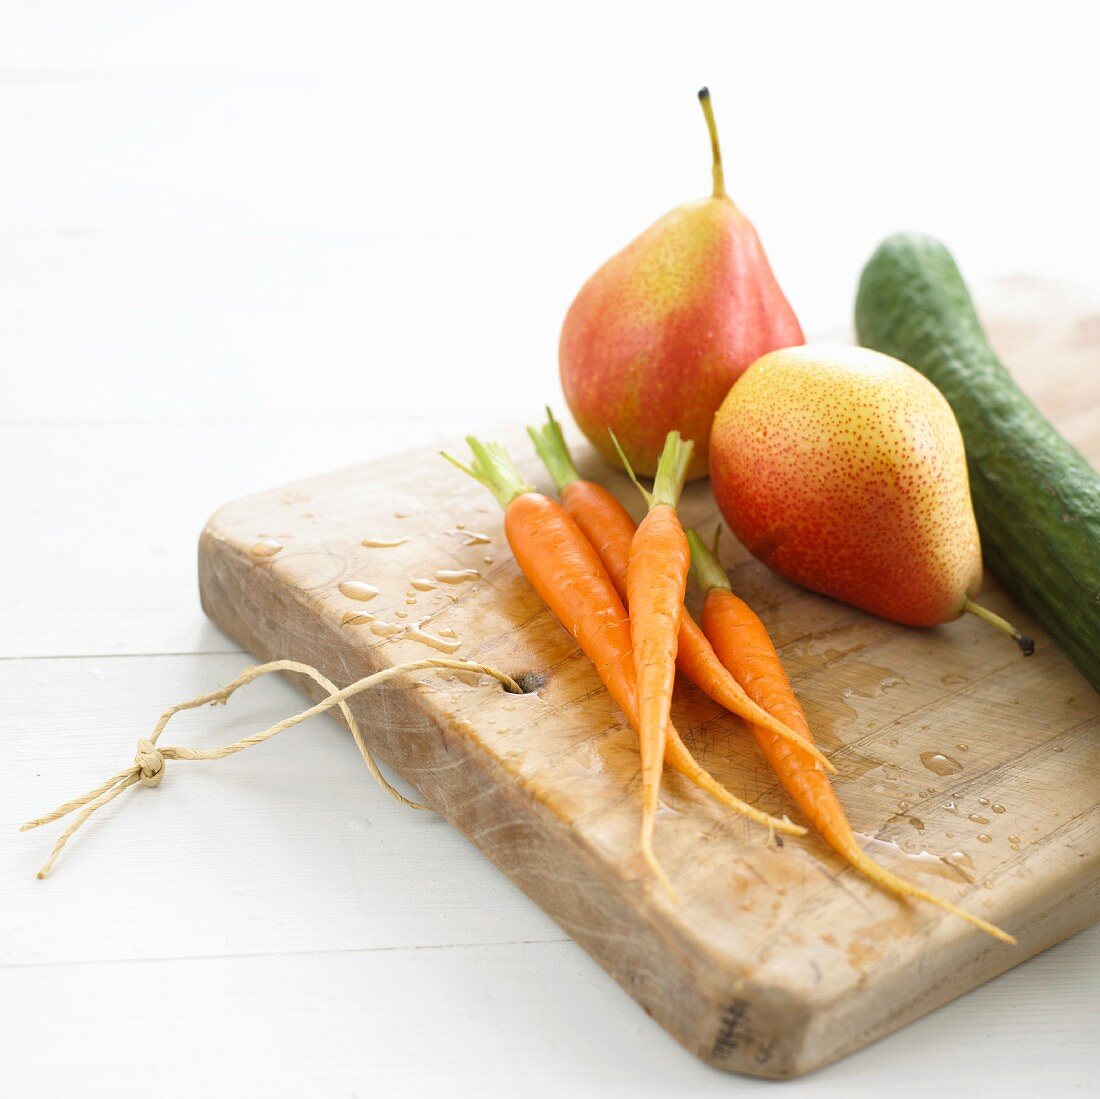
[{"xmin": 21, "ymin": 657, "xmax": 521, "ymax": 879}]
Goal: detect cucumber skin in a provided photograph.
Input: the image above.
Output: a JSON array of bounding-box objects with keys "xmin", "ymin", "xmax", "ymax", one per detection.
[{"xmin": 855, "ymin": 232, "xmax": 1100, "ymax": 692}]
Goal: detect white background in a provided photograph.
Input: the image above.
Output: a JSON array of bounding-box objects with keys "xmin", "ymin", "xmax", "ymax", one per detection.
[{"xmin": 2, "ymin": 2, "xmax": 1097, "ymax": 1095}]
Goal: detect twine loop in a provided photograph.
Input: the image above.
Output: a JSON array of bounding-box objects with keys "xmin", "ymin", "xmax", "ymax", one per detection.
[
  {"xmin": 134, "ymin": 738, "xmax": 165, "ymax": 788},
  {"xmin": 22, "ymin": 657, "xmax": 522, "ymax": 879}
]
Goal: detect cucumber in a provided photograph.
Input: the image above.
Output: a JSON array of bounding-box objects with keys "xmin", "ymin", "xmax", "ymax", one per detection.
[{"xmin": 855, "ymin": 232, "xmax": 1100, "ymax": 692}]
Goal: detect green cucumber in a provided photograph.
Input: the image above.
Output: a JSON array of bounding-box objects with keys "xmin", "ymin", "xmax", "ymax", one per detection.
[{"xmin": 855, "ymin": 232, "xmax": 1100, "ymax": 692}]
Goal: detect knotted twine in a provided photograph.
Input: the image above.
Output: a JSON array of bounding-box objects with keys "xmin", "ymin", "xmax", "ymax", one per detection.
[{"xmin": 21, "ymin": 657, "xmax": 521, "ymax": 879}]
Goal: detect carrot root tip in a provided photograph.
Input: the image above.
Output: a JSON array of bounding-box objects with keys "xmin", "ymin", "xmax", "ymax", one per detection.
[{"xmin": 641, "ymin": 836, "xmax": 678, "ymax": 901}]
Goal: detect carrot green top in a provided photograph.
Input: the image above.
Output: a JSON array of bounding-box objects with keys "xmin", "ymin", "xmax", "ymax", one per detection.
[
  {"xmin": 442, "ymin": 437, "xmax": 535, "ymax": 510},
  {"xmin": 527, "ymin": 408, "xmax": 580, "ymax": 494},
  {"xmin": 611, "ymin": 430, "xmax": 694, "ymax": 512},
  {"xmin": 686, "ymin": 528, "xmax": 732, "ymax": 595}
]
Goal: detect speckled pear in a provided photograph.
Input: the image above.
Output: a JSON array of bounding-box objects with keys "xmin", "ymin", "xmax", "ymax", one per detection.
[
  {"xmin": 709, "ymin": 344, "xmax": 985, "ymax": 628},
  {"xmin": 559, "ymin": 89, "xmax": 803, "ymax": 481}
]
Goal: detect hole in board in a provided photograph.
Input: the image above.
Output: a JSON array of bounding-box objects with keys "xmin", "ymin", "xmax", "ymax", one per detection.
[{"xmin": 510, "ymin": 671, "xmax": 546, "ymax": 694}]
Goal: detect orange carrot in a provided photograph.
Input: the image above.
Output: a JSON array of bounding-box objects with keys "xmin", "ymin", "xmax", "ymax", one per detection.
[
  {"xmin": 613, "ymin": 430, "xmax": 695, "ymax": 891},
  {"xmin": 687, "ymin": 527, "xmax": 1015, "ymax": 944},
  {"xmin": 527, "ymin": 411, "xmax": 834, "ymax": 772},
  {"xmin": 443, "ymin": 439, "xmax": 804, "ymax": 893}
]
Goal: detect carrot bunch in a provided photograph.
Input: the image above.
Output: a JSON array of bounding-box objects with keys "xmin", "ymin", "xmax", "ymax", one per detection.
[
  {"xmin": 444, "ymin": 436, "xmax": 803, "ymax": 894},
  {"xmin": 445, "ymin": 417, "xmax": 1015, "ymax": 943}
]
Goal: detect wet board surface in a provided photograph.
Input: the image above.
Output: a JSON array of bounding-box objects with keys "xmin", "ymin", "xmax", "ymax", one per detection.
[{"xmin": 198, "ymin": 278, "xmax": 1100, "ymax": 1079}]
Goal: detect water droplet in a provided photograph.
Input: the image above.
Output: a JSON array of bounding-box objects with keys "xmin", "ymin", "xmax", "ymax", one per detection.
[
  {"xmin": 435, "ymin": 569, "xmax": 481, "ymax": 584},
  {"xmin": 991, "ymin": 803, "xmax": 1006, "ymax": 814},
  {"xmin": 920, "ymin": 751, "xmax": 963, "ymax": 776},
  {"xmin": 977, "ymin": 833, "xmax": 992, "ymax": 844},
  {"xmin": 1053, "ymin": 745, "xmax": 1064, "ymax": 753},
  {"xmin": 978, "ymin": 797, "xmax": 990, "ymax": 806},
  {"xmin": 361, "ymin": 536, "xmax": 408, "ymax": 548},
  {"xmin": 370, "ymin": 621, "xmax": 404, "ymax": 638},
  {"xmin": 251, "ymin": 538, "xmax": 282, "ymax": 557},
  {"xmin": 854, "ymin": 832, "xmax": 968, "ymax": 882},
  {"xmin": 909, "ymin": 817, "xmax": 925, "ymax": 832},
  {"xmin": 969, "ymin": 813, "xmax": 990, "ymax": 825},
  {"xmin": 340, "ymin": 611, "xmax": 374, "ymax": 626},
  {"xmin": 339, "ymin": 580, "xmax": 380, "ymax": 602},
  {"xmin": 395, "ymin": 610, "xmax": 408, "ymax": 620},
  {"xmin": 410, "ymin": 578, "xmax": 437, "ymax": 591},
  {"xmin": 956, "ymin": 743, "xmax": 969, "ymax": 752},
  {"xmin": 406, "ymin": 619, "xmax": 461, "ymax": 653},
  {"xmin": 455, "ymin": 522, "xmax": 466, "ymax": 530},
  {"xmin": 898, "ymin": 801, "xmax": 910, "ymax": 813},
  {"xmin": 406, "ymin": 597, "xmax": 417, "ymax": 605},
  {"xmin": 438, "ymin": 626, "xmax": 457, "ymax": 639},
  {"xmin": 483, "ymin": 556, "xmax": 493, "ymax": 564},
  {"xmin": 942, "ymin": 800, "xmax": 957, "ymax": 812}
]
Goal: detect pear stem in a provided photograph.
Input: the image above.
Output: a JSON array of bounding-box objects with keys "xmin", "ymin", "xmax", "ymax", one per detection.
[
  {"xmin": 963, "ymin": 599, "xmax": 1035, "ymax": 656},
  {"xmin": 697, "ymin": 87, "xmax": 725, "ymax": 198}
]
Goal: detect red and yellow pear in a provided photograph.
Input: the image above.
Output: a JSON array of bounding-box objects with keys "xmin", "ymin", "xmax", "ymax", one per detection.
[
  {"xmin": 559, "ymin": 89, "xmax": 803, "ymax": 480},
  {"xmin": 709, "ymin": 344, "xmax": 1034, "ymax": 650}
]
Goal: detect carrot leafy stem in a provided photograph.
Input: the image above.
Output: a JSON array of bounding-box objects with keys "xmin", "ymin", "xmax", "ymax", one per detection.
[
  {"xmin": 442, "ymin": 437, "xmax": 534, "ymax": 510},
  {"xmin": 527, "ymin": 408, "xmax": 580, "ymax": 493},
  {"xmin": 686, "ymin": 527, "xmax": 732, "ymax": 595}
]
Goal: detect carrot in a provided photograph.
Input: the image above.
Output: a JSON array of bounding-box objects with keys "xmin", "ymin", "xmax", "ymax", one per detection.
[
  {"xmin": 527, "ymin": 410, "xmax": 835, "ymax": 772},
  {"xmin": 610, "ymin": 430, "xmax": 696, "ymax": 893},
  {"xmin": 443, "ymin": 438, "xmax": 804, "ymax": 894},
  {"xmin": 686, "ymin": 527, "xmax": 1016, "ymax": 945}
]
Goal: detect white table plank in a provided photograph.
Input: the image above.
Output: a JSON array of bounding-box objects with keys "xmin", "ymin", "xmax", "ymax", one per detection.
[
  {"xmin": 2, "ymin": 4, "xmax": 1099, "ymax": 349},
  {"xmin": 0, "ymin": 235, "xmax": 563, "ymax": 423},
  {"xmin": 3, "ymin": 929, "xmax": 1097, "ymax": 1099}
]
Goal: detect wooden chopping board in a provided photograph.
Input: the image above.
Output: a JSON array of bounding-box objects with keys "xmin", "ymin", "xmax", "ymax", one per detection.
[{"xmin": 198, "ymin": 277, "xmax": 1100, "ymax": 1079}]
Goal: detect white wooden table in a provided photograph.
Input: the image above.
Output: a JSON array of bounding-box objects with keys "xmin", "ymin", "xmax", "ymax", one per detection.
[{"xmin": 3, "ymin": 4, "xmax": 1098, "ymax": 1095}]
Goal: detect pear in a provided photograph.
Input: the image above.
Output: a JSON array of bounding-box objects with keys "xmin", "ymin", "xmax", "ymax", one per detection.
[
  {"xmin": 709, "ymin": 344, "xmax": 1034, "ymax": 650},
  {"xmin": 559, "ymin": 88, "xmax": 803, "ymax": 481}
]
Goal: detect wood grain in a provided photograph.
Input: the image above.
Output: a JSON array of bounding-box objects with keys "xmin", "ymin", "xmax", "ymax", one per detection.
[{"xmin": 197, "ymin": 281, "xmax": 1100, "ymax": 1078}]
